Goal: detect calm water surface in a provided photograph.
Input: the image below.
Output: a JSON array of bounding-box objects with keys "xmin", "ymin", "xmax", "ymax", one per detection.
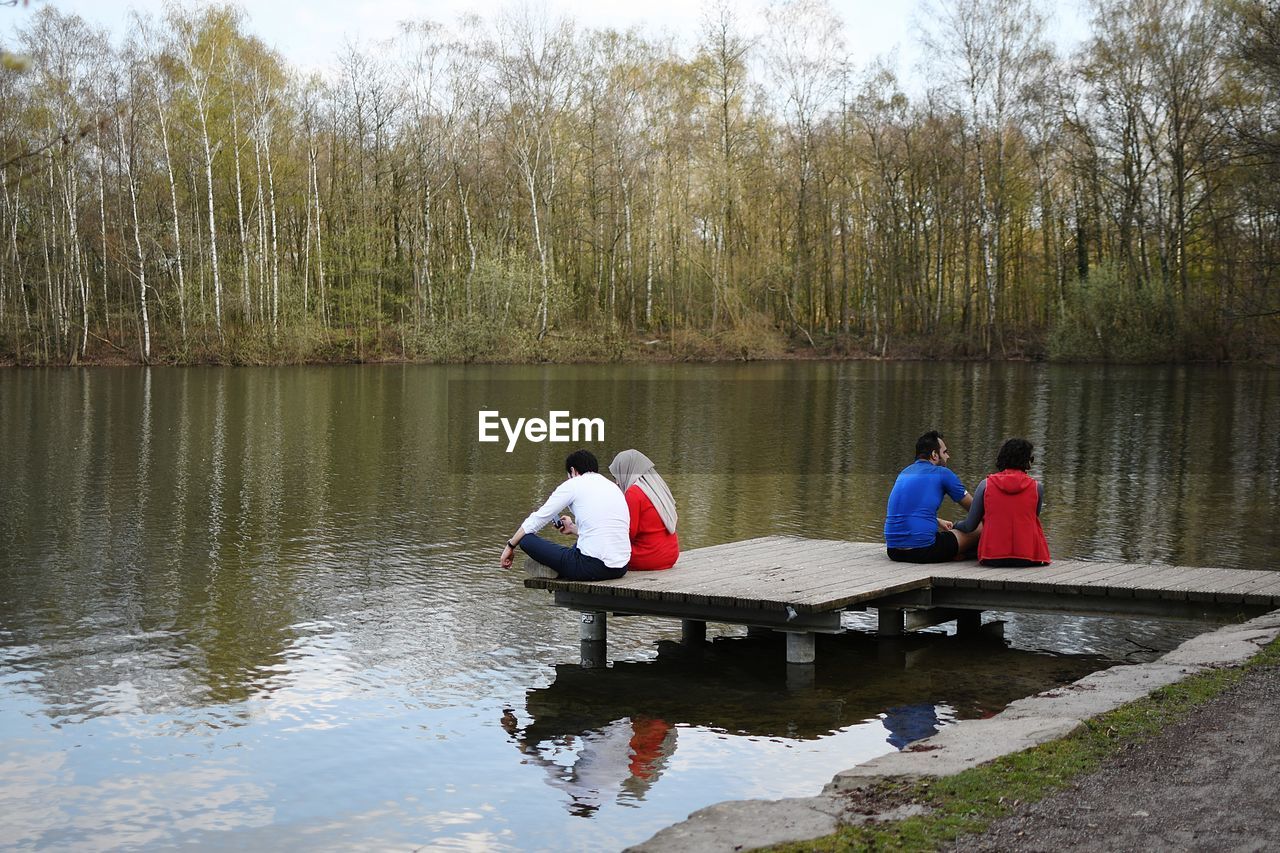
[{"xmin": 2, "ymin": 362, "xmax": 1278, "ymax": 850}]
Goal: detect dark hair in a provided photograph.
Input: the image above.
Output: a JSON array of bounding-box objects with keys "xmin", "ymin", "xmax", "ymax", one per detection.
[
  {"xmin": 564, "ymin": 449, "xmax": 599, "ymax": 474},
  {"xmin": 996, "ymin": 438, "xmax": 1034, "ymax": 471},
  {"xmin": 915, "ymin": 431, "xmax": 945, "ymax": 459}
]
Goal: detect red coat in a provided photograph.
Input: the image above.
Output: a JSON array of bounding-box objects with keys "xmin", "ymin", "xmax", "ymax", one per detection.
[
  {"xmin": 625, "ymin": 485, "xmax": 680, "ymax": 570},
  {"xmin": 977, "ymin": 470, "xmax": 1051, "ymax": 565}
]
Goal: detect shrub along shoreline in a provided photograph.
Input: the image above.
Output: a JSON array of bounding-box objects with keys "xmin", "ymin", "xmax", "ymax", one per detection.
[{"xmin": 2, "ymin": 316, "xmax": 1274, "ymax": 367}]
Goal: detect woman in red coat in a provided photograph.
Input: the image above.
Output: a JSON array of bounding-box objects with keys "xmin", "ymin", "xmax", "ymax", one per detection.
[
  {"xmin": 607, "ymin": 449, "xmax": 680, "ymax": 570},
  {"xmin": 953, "ymin": 437, "xmax": 1050, "ymax": 567}
]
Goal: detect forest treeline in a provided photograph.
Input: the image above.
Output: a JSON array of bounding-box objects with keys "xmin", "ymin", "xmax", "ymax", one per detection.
[{"xmin": 0, "ymin": 0, "xmax": 1277, "ymax": 365}]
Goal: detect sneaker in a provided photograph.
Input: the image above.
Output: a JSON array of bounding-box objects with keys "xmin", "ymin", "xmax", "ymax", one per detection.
[{"xmin": 521, "ymin": 558, "xmax": 559, "ymax": 580}]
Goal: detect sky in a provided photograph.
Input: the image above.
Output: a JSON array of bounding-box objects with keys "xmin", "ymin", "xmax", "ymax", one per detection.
[{"xmin": 3, "ymin": 0, "xmax": 1092, "ymax": 89}]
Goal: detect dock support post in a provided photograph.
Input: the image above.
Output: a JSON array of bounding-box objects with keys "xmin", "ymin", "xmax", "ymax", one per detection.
[
  {"xmin": 580, "ymin": 640, "xmax": 605, "ymax": 668},
  {"xmin": 579, "ymin": 612, "xmax": 607, "ymax": 668},
  {"xmin": 956, "ymin": 611, "xmax": 982, "ymax": 635},
  {"xmin": 878, "ymin": 607, "xmax": 904, "ymax": 637},
  {"xmin": 579, "ymin": 611, "xmax": 607, "ymax": 642},
  {"xmin": 980, "ymin": 619, "xmax": 1005, "ymax": 639},
  {"xmin": 681, "ymin": 619, "xmax": 706, "ymax": 645},
  {"xmin": 786, "ymin": 663, "xmax": 815, "ymax": 691},
  {"xmin": 785, "ymin": 632, "xmax": 815, "ymax": 665},
  {"xmin": 579, "ymin": 612, "xmax": 607, "ymax": 643}
]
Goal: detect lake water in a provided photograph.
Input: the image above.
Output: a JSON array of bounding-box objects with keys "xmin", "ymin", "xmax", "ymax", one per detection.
[{"xmin": 2, "ymin": 362, "xmax": 1278, "ymax": 850}]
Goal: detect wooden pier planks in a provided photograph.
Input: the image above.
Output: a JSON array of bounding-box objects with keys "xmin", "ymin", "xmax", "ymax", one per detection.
[
  {"xmin": 526, "ymin": 535, "xmax": 1280, "ymax": 618},
  {"xmin": 531, "ymin": 537, "xmax": 932, "ymax": 612}
]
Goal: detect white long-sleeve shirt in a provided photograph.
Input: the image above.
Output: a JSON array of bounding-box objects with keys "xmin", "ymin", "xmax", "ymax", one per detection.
[{"xmin": 521, "ymin": 472, "xmax": 632, "ymax": 568}]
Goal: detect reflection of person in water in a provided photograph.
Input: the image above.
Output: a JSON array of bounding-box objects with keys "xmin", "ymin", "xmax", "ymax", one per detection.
[
  {"xmin": 880, "ymin": 703, "xmax": 942, "ymax": 749},
  {"xmin": 501, "ymin": 710, "xmax": 677, "ymax": 816}
]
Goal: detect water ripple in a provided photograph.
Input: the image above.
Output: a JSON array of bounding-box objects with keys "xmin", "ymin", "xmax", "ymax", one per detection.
[{"xmin": 1, "ymin": 362, "xmax": 1276, "ymax": 849}]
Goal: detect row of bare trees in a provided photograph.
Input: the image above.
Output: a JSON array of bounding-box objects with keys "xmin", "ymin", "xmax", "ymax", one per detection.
[{"xmin": 0, "ymin": 0, "xmax": 1276, "ymax": 364}]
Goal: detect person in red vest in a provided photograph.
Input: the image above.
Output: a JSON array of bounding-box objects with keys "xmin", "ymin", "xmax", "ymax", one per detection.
[{"xmin": 953, "ymin": 437, "xmax": 1051, "ymax": 567}]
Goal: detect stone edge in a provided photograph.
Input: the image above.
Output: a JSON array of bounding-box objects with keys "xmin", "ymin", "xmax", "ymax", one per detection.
[{"xmin": 627, "ymin": 609, "xmax": 1280, "ymax": 853}]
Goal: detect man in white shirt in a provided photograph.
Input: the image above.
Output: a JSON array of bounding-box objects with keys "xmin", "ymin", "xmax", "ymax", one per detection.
[{"xmin": 500, "ymin": 449, "xmax": 632, "ymax": 580}]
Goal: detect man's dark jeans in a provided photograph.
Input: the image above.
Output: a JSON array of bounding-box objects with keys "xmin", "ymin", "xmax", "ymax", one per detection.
[{"xmin": 519, "ymin": 533, "xmax": 627, "ymax": 581}]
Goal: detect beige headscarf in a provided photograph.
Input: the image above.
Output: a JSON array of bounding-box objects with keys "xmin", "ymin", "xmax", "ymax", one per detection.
[{"xmin": 609, "ymin": 449, "xmax": 678, "ymax": 534}]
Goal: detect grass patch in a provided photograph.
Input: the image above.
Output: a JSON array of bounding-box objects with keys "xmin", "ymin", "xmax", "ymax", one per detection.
[{"xmin": 770, "ymin": 637, "xmax": 1280, "ymax": 852}]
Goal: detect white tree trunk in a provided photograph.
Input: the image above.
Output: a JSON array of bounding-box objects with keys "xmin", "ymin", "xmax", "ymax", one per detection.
[
  {"xmin": 120, "ymin": 121, "xmax": 151, "ymax": 361},
  {"xmin": 973, "ymin": 124, "xmax": 997, "ymax": 354},
  {"xmin": 253, "ymin": 129, "xmax": 268, "ymax": 325},
  {"xmin": 263, "ymin": 118, "xmax": 280, "ymax": 331},
  {"xmin": 458, "ymin": 172, "xmax": 477, "ymax": 314},
  {"xmin": 62, "ymin": 165, "xmax": 87, "ymax": 358},
  {"xmin": 0, "ymin": 172, "xmax": 8, "ymax": 326},
  {"xmin": 302, "ymin": 148, "xmax": 312, "ymax": 317},
  {"xmin": 420, "ymin": 178, "xmax": 432, "ymax": 325},
  {"xmin": 524, "ymin": 163, "xmax": 549, "ymax": 337},
  {"xmin": 646, "ymin": 193, "xmax": 656, "ymax": 327},
  {"xmin": 96, "ymin": 124, "xmax": 108, "ymax": 338},
  {"xmin": 231, "ymin": 94, "xmax": 252, "ymax": 320},
  {"xmin": 45, "ymin": 156, "xmax": 67, "ymax": 347},
  {"xmin": 310, "ymin": 145, "xmax": 327, "ymax": 326},
  {"xmin": 197, "ymin": 99, "xmax": 222, "ymax": 338},
  {"xmin": 155, "ymin": 88, "xmax": 187, "ymax": 343},
  {"xmin": 4, "ymin": 174, "xmax": 30, "ymax": 329},
  {"xmin": 623, "ymin": 175, "xmax": 634, "ymax": 327}
]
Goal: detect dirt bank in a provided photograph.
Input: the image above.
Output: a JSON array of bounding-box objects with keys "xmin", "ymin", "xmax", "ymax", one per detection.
[{"xmin": 946, "ymin": 660, "xmax": 1280, "ymax": 852}]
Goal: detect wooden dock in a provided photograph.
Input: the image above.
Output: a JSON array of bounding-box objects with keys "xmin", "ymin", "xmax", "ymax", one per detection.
[{"xmin": 524, "ymin": 536, "xmax": 1280, "ymax": 664}]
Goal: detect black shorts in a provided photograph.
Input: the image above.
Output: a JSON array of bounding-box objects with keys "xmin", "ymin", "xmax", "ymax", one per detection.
[{"xmin": 887, "ymin": 531, "xmax": 959, "ymax": 564}]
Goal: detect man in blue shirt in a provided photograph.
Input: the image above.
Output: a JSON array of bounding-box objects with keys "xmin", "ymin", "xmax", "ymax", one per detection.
[{"xmin": 884, "ymin": 431, "xmax": 979, "ymax": 563}]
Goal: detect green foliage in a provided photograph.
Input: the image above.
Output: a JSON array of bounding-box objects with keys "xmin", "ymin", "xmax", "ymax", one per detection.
[
  {"xmin": 1049, "ymin": 266, "xmax": 1188, "ymax": 362},
  {"xmin": 1, "ymin": 51, "xmax": 31, "ymax": 73}
]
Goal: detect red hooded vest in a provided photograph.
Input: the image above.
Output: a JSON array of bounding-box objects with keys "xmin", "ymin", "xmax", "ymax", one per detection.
[{"xmin": 977, "ymin": 469, "xmax": 1051, "ymax": 565}]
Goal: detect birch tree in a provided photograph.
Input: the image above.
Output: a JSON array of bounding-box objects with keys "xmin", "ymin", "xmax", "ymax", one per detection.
[
  {"xmin": 765, "ymin": 0, "xmax": 844, "ymax": 337},
  {"xmin": 495, "ymin": 9, "xmax": 578, "ymax": 338},
  {"xmin": 925, "ymin": 0, "xmax": 1049, "ymax": 353},
  {"xmin": 170, "ymin": 4, "xmax": 228, "ymax": 339}
]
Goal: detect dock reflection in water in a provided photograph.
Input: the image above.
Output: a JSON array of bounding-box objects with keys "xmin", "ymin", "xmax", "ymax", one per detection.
[{"xmin": 504, "ymin": 629, "xmax": 1108, "ymax": 816}]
